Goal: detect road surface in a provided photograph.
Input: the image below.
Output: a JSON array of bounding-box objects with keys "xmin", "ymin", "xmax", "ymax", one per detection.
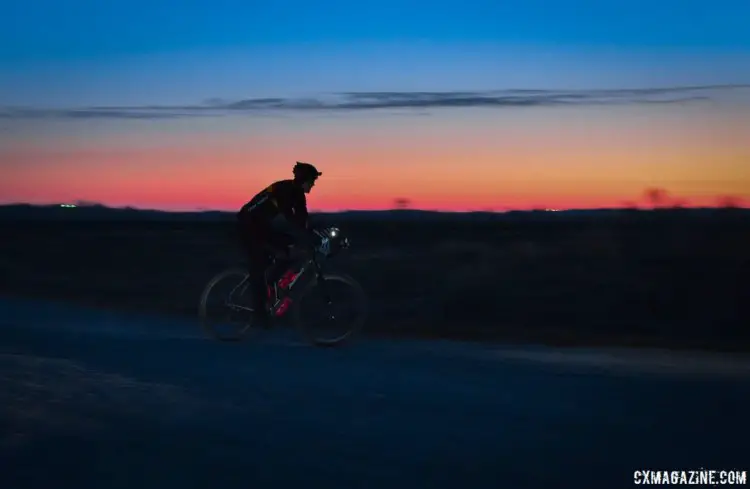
[{"xmin": 1, "ymin": 297, "xmax": 748, "ymax": 489}]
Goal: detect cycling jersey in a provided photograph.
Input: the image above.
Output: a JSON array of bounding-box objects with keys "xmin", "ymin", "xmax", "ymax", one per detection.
[{"xmin": 237, "ymin": 179, "xmax": 309, "ymax": 231}]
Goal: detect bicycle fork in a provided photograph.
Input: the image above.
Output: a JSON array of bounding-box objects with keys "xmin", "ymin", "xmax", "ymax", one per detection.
[{"xmin": 312, "ymin": 267, "xmax": 336, "ymax": 322}]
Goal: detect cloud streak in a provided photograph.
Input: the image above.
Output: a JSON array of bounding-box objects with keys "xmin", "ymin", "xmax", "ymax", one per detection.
[{"xmin": 2, "ymin": 84, "xmax": 748, "ymax": 120}]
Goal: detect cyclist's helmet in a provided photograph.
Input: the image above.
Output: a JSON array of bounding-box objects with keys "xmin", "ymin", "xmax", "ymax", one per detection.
[{"xmin": 293, "ymin": 161, "xmax": 322, "ymax": 182}]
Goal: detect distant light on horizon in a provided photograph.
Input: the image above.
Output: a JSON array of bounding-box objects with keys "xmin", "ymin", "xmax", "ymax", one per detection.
[{"xmin": 60, "ymin": 204, "xmax": 77, "ymax": 208}]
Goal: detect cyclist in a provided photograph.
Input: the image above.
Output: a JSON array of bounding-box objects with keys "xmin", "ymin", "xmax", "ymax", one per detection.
[{"xmin": 236, "ymin": 161, "xmax": 322, "ymax": 327}]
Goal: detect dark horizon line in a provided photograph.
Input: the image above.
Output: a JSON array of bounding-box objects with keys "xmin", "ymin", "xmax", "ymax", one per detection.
[{"xmin": 1, "ymin": 202, "xmax": 747, "ymax": 214}]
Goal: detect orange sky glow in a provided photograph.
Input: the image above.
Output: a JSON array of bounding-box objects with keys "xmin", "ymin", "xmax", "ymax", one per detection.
[{"xmin": 2, "ymin": 104, "xmax": 748, "ymax": 211}]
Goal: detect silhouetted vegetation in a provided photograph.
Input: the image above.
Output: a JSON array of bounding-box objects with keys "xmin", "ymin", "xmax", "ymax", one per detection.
[
  {"xmin": 393, "ymin": 198, "xmax": 411, "ymax": 210},
  {"xmin": 2, "ymin": 204, "xmax": 748, "ymax": 351}
]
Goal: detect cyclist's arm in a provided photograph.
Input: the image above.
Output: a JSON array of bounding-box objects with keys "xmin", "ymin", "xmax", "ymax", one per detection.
[
  {"xmin": 291, "ymin": 189, "xmax": 311, "ymax": 231},
  {"xmin": 272, "ymin": 184, "xmax": 315, "ymax": 246},
  {"xmin": 290, "ymin": 191, "xmax": 318, "ymax": 248},
  {"xmin": 272, "ymin": 184, "xmax": 306, "ymax": 229}
]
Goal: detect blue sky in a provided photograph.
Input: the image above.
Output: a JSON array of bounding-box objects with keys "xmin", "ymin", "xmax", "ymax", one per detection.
[
  {"xmin": 4, "ymin": 0, "xmax": 750, "ymax": 59},
  {"xmin": 2, "ymin": 0, "xmax": 750, "ymax": 108}
]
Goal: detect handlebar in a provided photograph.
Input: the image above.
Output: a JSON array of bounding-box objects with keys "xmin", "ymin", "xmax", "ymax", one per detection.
[{"xmin": 311, "ymin": 226, "xmax": 348, "ymax": 256}]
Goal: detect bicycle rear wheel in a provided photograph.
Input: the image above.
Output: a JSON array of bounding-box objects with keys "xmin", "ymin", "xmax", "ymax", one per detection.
[
  {"xmin": 198, "ymin": 267, "xmax": 258, "ymax": 342},
  {"xmin": 292, "ymin": 273, "xmax": 368, "ymax": 347}
]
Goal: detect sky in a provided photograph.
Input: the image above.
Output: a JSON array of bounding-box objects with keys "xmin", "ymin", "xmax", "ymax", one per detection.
[{"xmin": 1, "ymin": 0, "xmax": 749, "ymax": 211}]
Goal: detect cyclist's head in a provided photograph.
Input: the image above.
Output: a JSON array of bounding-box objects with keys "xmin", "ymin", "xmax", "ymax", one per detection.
[{"xmin": 293, "ymin": 161, "xmax": 322, "ymax": 193}]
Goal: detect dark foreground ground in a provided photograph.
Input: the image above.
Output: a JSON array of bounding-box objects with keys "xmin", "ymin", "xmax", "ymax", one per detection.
[
  {"xmin": 1, "ymin": 297, "xmax": 749, "ymax": 489},
  {"xmin": 1, "ymin": 206, "xmax": 748, "ymax": 351}
]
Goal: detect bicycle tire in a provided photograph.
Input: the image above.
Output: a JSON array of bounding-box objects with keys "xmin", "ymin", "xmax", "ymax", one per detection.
[
  {"xmin": 292, "ymin": 273, "xmax": 368, "ymax": 347},
  {"xmin": 198, "ymin": 267, "xmax": 257, "ymax": 342}
]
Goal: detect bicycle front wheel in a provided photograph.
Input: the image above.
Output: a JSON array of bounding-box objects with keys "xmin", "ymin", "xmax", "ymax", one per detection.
[{"xmin": 292, "ymin": 273, "xmax": 368, "ymax": 347}]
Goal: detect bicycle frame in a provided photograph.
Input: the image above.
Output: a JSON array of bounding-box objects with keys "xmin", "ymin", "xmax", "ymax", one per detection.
[
  {"xmin": 225, "ymin": 226, "xmax": 341, "ymax": 317},
  {"xmin": 270, "ymin": 252, "xmax": 332, "ymax": 317},
  {"xmin": 225, "ymin": 251, "xmax": 328, "ymax": 317}
]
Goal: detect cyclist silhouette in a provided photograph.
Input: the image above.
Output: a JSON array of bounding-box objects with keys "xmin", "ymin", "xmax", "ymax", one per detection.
[{"xmin": 236, "ymin": 162, "xmax": 322, "ymax": 326}]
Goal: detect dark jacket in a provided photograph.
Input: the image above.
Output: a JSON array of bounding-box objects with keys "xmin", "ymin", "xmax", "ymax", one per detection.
[{"xmin": 237, "ymin": 179, "xmax": 310, "ymax": 232}]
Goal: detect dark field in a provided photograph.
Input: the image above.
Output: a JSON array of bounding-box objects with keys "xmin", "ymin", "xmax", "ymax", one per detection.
[{"xmin": 2, "ymin": 206, "xmax": 748, "ymax": 351}]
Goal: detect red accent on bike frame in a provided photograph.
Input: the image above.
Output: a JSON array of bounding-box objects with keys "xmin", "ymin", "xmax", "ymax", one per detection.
[
  {"xmin": 274, "ymin": 297, "xmax": 293, "ymax": 317},
  {"xmin": 277, "ymin": 269, "xmax": 299, "ymax": 290}
]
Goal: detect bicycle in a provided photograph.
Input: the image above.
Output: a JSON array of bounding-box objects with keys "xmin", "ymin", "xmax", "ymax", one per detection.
[{"xmin": 198, "ymin": 226, "xmax": 368, "ymax": 347}]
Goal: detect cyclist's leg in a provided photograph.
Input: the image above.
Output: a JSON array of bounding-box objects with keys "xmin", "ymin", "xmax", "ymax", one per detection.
[
  {"xmin": 238, "ymin": 222, "xmax": 273, "ymax": 323},
  {"xmin": 250, "ymin": 246, "xmax": 272, "ymax": 311},
  {"xmin": 265, "ymin": 230, "xmax": 297, "ymax": 282}
]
